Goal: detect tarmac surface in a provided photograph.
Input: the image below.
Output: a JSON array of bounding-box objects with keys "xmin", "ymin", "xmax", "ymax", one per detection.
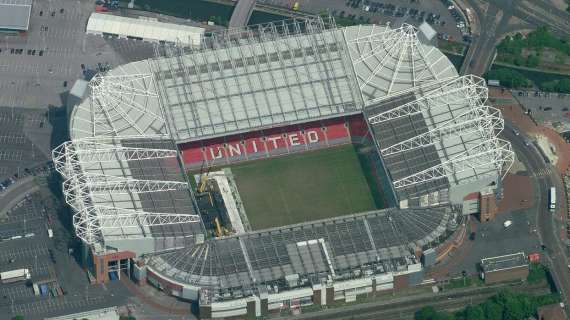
[
  {"xmin": 492, "ymin": 92, "xmax": 570, "ymax": 306},
  {"xmin": 0, "ymin": 0, "xmax": 155, "ymax": 111},
  {"xmin": 258, "ymin": 0, "xmax": 464, "ymax": 40},
  {"xmin": 512, "ymin": 90, "xmax": 570, "ymax": 132}
]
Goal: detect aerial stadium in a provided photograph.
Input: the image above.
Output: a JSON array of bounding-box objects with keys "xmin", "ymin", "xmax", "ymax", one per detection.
[{"xmin": 53, "ymin": 16, "xmax": 514, "ymax": 319}]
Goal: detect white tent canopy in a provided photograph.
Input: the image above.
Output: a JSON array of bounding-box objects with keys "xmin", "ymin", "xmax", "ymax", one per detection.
[{"xmin": 86, "ymin": 13, "xmax": 204, "ymax": 46}]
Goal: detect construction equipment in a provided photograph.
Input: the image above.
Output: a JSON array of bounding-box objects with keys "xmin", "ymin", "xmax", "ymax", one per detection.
[
  {"xmin": 214, "ymin": 217, "xmax": 223, "ymax": 237},
  {"xmin": 198, "ymin": 174, "xmax": 209, "ymax": 193},
  {"xmin": 197, "ymin": 158, "xmax": 216, "ymax": 193}
]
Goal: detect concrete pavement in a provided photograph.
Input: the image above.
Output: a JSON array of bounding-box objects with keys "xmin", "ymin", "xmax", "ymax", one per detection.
[
  {"xmin": 0, "ymin": 176, "xmax": 39, "ymax": 218},
  {"xmin": 229, "ymin": 0, "xmax": 256, "ymax": 28}
]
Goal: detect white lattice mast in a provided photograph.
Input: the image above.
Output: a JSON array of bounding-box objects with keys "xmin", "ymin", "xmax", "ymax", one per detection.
[{"xmin": 53, "ymin": 137, "xmax": 201, "ymax": 245}]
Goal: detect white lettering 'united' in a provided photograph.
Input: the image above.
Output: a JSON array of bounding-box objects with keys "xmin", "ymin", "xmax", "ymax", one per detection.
[{"xmin": 207, "ymin": 129, "xmax": 321, "ymax": 159}]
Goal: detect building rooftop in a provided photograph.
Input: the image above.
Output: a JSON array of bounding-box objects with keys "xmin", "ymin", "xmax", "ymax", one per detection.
[
  {"xmin": 0, "ymin": 0, "xmax": 32, "ymax": 31},
  {"xmin": 481, "ymin": 252, "xmax": 527, "ymax": 273},
  {"xmin": 86, "ymin": 12, "xmax": 204, "ymax": 45}
]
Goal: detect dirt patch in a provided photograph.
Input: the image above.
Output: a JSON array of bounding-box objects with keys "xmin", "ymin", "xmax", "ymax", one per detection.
[
  {"xmin": 509, "ymin": 154, "xmax": 527, "ymax": 173},
  {"xmin": 534, "ymin": 134, "xmax": 559, "ymax": 164},
  {"xmin": 497, "ymin": 173, "xmax": 534, "ymax": 213}
]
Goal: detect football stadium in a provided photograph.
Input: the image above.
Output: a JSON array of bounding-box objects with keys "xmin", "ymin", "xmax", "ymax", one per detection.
[{"xmin": 53, "ymin": 16, "xmax": 514, "ymax": 318}]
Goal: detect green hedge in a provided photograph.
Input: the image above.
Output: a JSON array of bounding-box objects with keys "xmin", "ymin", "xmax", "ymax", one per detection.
[{"xmin": 415, "ymin": 290, "xmax": 561, "ymax": 320}]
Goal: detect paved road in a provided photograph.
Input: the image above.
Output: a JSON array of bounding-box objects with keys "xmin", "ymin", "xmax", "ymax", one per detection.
[
  {"xmin": 460, "ymin": 0, "xmax": 570, "ymax": 75},
  {"xmin": 0, "ymin": 176, "xmax": 39, "ymax": 218},
  {"xmin": 502, "ymin": 123, "xmax": 570, "ymax": 305},
  {"xmin": 229, "ymin": 0, "xmax": 256, "ymax": 28}
]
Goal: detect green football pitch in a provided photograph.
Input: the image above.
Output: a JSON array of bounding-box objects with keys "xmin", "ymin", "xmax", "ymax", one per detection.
[{"xmin": 230, "ymin": 145, "xmax": 382, "ymax": 230}]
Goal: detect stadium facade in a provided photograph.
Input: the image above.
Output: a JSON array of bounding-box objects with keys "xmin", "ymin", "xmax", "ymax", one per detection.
[{"xmin": 53, "ymin": 17, "xmax": 514, "ymax": 318}]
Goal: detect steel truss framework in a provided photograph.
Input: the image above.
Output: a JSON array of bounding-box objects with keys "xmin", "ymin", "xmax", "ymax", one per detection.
[
  {"xmin": 380, "ymin": 106, "xmax": 504, "ymax": 157},
  {"xmin": 392, "ymin": 138, "xmax": 514, "ymax": 189},
  {"xmin": 53, "ymin": 137, "xmax": 200, "ymax": 245},
  {"xmin": 368, "ymin": 75, "xmax": 488, "ymax": 124},
  {"xmin": 151, "ymin": 15, "xmax": 362, "ymax": 142},
  {"xmin": 366, "ymin": 75, "xmax": 514, "ymax": 190},
  {"xmin": 54, "ymin": 14, "xmax": 510, "ymax": 267}
]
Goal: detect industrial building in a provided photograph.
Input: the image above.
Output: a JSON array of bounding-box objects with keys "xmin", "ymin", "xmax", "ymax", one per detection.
[
  {"xmin": 53, "ymin": 16, "xmax": 513, "ymax": 318},
  {"xmin": 481, "ymin": 252, "xmax": 529, "ymax": 284},
  {"xmin": 0, "ymin": 0, "xmax": 32, "ymax": 31},
  {"xmin": 86, "ymin": 12, "xmax": 204, "ymax": 46}
]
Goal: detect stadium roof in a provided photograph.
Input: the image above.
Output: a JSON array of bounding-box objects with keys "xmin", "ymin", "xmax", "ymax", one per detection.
[
  {"xmin": 55, "ymin": 16, "xmax": 512, "ymax": 287},
  {"xmin": 86, "ymin": 13, "xmax": 204, "ymax": 46},
  {"xmin": 71, "ymin": 17, "xmax": 457, "ymax": 143},
  {"xmin": 344, "ymin": 24, "xmax": 455, "ymax": 102},
  {"xmin": 366, "ymin": 75, "xmax": 514, "ymax": 203},
  {"xmin": 53, "ymin": 136, "xmax": 203, "ymax": 250},
  {"xmin": 0, "ymin": 0, "xmax": 32, "ymax": 31},
  {"xmin": 146, "ymin": 207, "xmax": 450, "ymax": 293}
]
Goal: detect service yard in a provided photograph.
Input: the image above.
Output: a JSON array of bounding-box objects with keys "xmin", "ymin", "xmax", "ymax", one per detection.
[{"xmin": 230, "ymin": 144, "xmax": 380, "ymax": 230}]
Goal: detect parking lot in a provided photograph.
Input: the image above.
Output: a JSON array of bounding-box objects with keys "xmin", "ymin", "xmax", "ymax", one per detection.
[
  {"xmin": 0, "ymin": 185, "xmax": 131, "ymax": 319},
  {"xmin": 259, "ymin": 0, "xmax": 467, "ymax": 41},
  {"xmin": 0, "ymin": 107, "xmax": 51, "ymax": 182},
  {"xmin": 513, "ymin": 90, "xmax": 570, "ymax": 130},
  {"xmin": 0, "ymin": 0, "xmax": 156, "ymax": 111}
]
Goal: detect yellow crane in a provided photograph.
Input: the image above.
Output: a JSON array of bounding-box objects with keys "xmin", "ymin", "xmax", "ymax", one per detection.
[
  {"xmin": 197, "ymin": 158, "xmax": 216, "ymax": 193},
  {"xmin": 197, "ymin": 174, "xmax": 209, "ymax": 193},
  {"xmin": 214, "ymin": 217, "xmax": 223, "ymax": 237}
]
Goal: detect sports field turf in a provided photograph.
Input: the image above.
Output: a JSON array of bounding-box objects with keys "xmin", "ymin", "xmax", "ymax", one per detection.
[{"xmin": 230, "ymin": 145, "xmax": 380, "ymax": 230}]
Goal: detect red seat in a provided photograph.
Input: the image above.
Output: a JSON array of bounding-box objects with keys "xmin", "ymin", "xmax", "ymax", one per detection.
[
  {"xmin": 243, "ymin": 132, "xmax": 266, "ymax": 155},
  {"xmin": 323, "ymin": 119, "xmax": 350, "ymax": 140},
  {"xmin": 264, "ymin": 128, "xmax": 288, "ymax": 151},
  {"xmin": 347, "ymin": 115, "xmax": 369, "ymax": 137},
  {"xmin": 179, "ymin": 142, "xmax": 206, "ymax": 166},
  {"xmin": 300, "ymin": 121, "xmax": 325, "ymax": 145},
  {"xmin": 224, "ymin": 136, "xmax": 245, "ymax": 158},
  {"xmin": 203, "ymin": 138, "xmax": 226, "ymax": 161}
]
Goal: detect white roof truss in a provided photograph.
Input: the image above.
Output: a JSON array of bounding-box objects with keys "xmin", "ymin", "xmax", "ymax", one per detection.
[
  {"xmin": 393, "ymin": 138, "xmax": 514, "ymax": 189},
  {"xmin": 381, "ymin": 106, "xmax": 504, "ymax": 157}
]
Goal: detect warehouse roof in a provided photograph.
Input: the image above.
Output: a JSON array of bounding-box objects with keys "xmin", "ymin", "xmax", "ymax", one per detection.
[
  {"xmin": 0, "ymin": 0, "xmax": 32, "ymax": 31},
  {"xmin": 86, "ymin": 13, "xmax": 204, "ymax": 46}
]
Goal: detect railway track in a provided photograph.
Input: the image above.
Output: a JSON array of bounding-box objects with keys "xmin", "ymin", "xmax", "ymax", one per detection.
[{"xmin": 298, "ymin": 282, "xmax": 551, "ymax": 320}]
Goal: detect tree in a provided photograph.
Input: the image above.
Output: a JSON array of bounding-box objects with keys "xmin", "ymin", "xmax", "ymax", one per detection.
[
  {"xmin": 12, "ymin": 316, "xmax": 25, "ymax": 320},
  {"xmin": 482, "ymin": 300, "xmax": 503, "ymax": 320},
  {"xmin": 464, "ymin": 305, "xmax": 485, "ymax": 320},
  {"xmin": 526, "ymin": 54, "xmax": 540, "ymax": 68},
  {"xmin": 484, "ymin": 68, "xmax": 531, "ymax": 88},
  {"xmin": 415, "ymin": 306, "xmax": 454, "ymax": 320},
  {"xmin": 416, "ymin": 306, "xmax": 439, "ymax": 320}
]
